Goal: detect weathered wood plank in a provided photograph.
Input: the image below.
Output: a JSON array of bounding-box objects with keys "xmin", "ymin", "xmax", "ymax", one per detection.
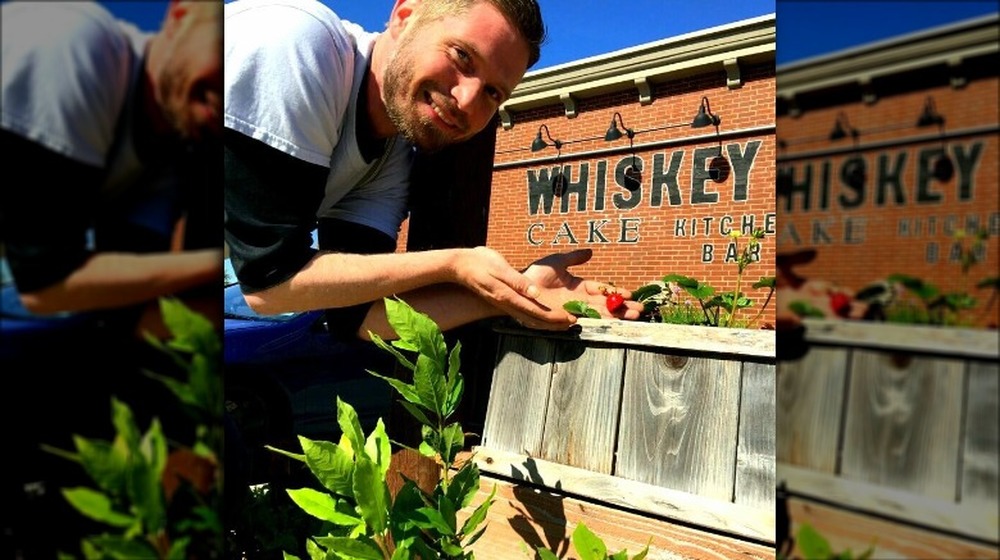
[
  {"xmin": 481, "ymin": 336, "xmax": 554, "ymax": 456},
  {"xmin": 494, "ymin": 318, "xmax": 776, "ymax": 358},
  {"xmin": 779, "ymin": 462, "xmax": 997, "ymax": 542},
  {"xmin": 840, "ymin": 351, "xmax": 965, "ymax": 501},
  {"xmin": 962, "ymin": 361, "xmax": 999, "ymax": 510},
  {"xmin": 539, "ymin": 343, "xmax": 625, "ymax": 474},
  {"xmin": 736, "ymin": 362, "xmax": 776, "ymax": 510},
  {"xmin": 801, "ymin": 318, "xmax": 999, "ymax": 359},
  {"xmin": 615, "ymin": 350, "xmax": 742, "ymax": 502},
  {"xmin": 460, "ymin": 475, "xmax": 776, "ymax": 560},
  {"xmin": 473, "ymin": 447, "xmax": 776, "ymax": 543},
  {"xmin": 775, "ymin": 347, "xmax": 849, "ymax": 471},
  {"xmin": 786, "ymin": 496, "xmax": 999, "ymax": 559}
]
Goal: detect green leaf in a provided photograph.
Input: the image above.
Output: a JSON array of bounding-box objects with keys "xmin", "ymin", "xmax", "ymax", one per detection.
[
  {"xmin": 397, "ymin": 399, "xmax": 435, "ymax": 427},
  {"xmin": 789, "ymin": 300, "xmax": 826, "ymax": 318},
  {"xmin": 447, "ymin": 461, "xmax": 481, "ymax": 510},
  {"xmin": 384, "ymin": 297, "xmax": 448, "ymax": 367},
  {"xmin": 62, "ymin": 487, "xmax": 135, "ymax": 527},
  {"xmin": 286, "ymin": 488, "xmax": 361, "ymax": 526},
  {"xmin": 460, "ymin": 483, "xmax": 496, "ymax": 538},
  {"xmin": 537, "ymin": 548, "xmax": 560, "ymax": 560},
  {"xmin": 165, "ymin": 537, "xmax": 190, "ymax": 560},
  {"xmin": 353, "ymin": 454, "xmax": 390, "ymax": 534},
  {"xmin": 563, "ymin": 300, "xmax": 601, "ymax": 319},
  {"xmin": 411, "ymin": 506, "xmax": 456, "ymax": 536},
  {"xmin": 631, "ymin": 540, "xmax": 651, "ymax": 560},
  {"xmin": 282, "ymin": 552, "xmax": 303, "ymax": 560},
  {"xmin": 300, "ymin": 436, "xmax": 354, "ymax": 497},
  {"xmin": 158, "ymin": 297, "xmax": 221, "ymax": 357},
  {"xmin": 413, "ymin": 353, "xmax": 447, "ymax": 417},
  {"xmin": 312, "ymin": 537, "xmax": 384, "ymax": 559},
  {"xmin": 368, "ymin": 370, "xmax": 423, "ymax": 408},
  {"xmin": 439, "ymin": 422, "xmax": 465, "ymax": 466},
  {"xmin": 444, "ymin": 374, "xmax": 465, "ymax": 420},
  {"xmin": 753, "ymin": 276, "xmax": 776, "ymax": 289},
  {"xmin": 264, "ymin": 444, "xmax": 306, "ymax": 463},
  {"xmin": 690, "ymin": 284, "xmax": 716, "ymax": 300},
  {"xmin": 369, "ymin": 332, "xmax": 417, "ymax": 371},
  {"xmin": 796, "ymin": 523, "xmax": 833, "ymax": 560},
  {"xmin": 365, "ymin": 418, "xmax": 392, "ymax": 479},
  {"xmin": 337, "ymin": 397, "xmax": 367, "ymax": 461},
  {"xmin": 85, "ymin": 535, "xmax": 158, "ymax": 559},
  {"xmin": 572, "ymin": 522, "xmax": 608, "ymax": 560},
  {"xmin": 610, "ymin": 551, "xmax": 629, "ymax": 560},
  {"xmin": 662, "ymin": 274, "xmax": 698, "ymax": 288},
  {"xmin": 128, "ymin": 420, "xmax": 166, "ymax": 532},
  {"xmin": 391, "ymin": 479, "xmax": 429, "ymax": 541},
  {"xmin": 72, "ymin": 436, "xmax": 126, "ymax": 496},
  {"xmin": 630, "ymin": 284, "xmax": 662, "ymax": 302},
  {"xmin": 304, "ymin": 537, "xmax": 325, "ymax": 560}
]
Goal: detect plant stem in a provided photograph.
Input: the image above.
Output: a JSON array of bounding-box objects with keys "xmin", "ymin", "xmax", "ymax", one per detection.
[
  {"xmin": 748, "ymin": 287, "xmax": 775, "ymax": 327},
  {"xmin": 727, "ymin": 270, "xmax": 743, "ymax": 328}
]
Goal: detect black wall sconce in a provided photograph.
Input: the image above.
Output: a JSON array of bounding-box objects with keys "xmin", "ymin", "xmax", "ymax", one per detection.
[
  {"xmin": 916, "ymin": 96, "xmax": 953, "ymax": 181},
  {"xmin": 604, "ymin": 112, "xmax": 635, "ymax": 142},
  {"xmin": 916, "ymin": 96, "xmax": 945, "ymax": 128},
  {"xmin": 530, "ymin": 124, "xmax": 566, "ymax": 196},
  {"xmin": 531, "ymin": 124, "xmax": 563, "ymax": 152},
  {"xmin": 604, "ymin": 112, "xmax": 641, "ymax": 191},
  {"xmin": 829, "ymin": 111, "xmax": 859, "ymax": 142},
  {"xmin": 691, "ymin": 96, "xmax": 721, "ymax": 129},
  {"xmin": 691, "ymin": 97, "xmax": 727, "ymax": 182}
]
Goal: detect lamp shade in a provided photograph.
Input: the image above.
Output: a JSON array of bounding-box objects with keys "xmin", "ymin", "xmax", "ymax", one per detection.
[
  {"xmin": 531, "ymin": 131, "xmax": 547, "ymax": 152},
  {"xmin": 605, "ymin": 119, "xmax": 623, "ymax": 141},
  {"xmin": 692, "ymin": 105, "xmax": 715, "ymax": 128}
]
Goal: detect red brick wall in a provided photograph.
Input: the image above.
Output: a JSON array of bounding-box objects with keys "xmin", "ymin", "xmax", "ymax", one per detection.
[
  {"xmin": 776, "ymin": 60, "xmax": 999, "ymax": 327},
  {"xmin": 485, "ymin": 62, "xmax": 777, "ymax": 325}
]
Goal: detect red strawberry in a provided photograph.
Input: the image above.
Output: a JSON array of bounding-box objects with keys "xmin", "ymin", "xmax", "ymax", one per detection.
[
  {"xmin": 606, "ymin": 292, "xmax": 625, "ymax": 313},
  {"xmin": 829, "ymin": 292, "xmax": 851, "ymax": 318}
]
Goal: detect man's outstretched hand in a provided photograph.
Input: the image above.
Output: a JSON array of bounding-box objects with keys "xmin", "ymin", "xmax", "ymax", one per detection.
[{"xmin": 523, "ymin": 248, "xmax": 644, "ymax": 323}]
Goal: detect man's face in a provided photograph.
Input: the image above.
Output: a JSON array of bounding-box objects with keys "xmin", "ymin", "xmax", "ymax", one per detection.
[
  {"xmin": 383, "ymin": 1, "xmax": 530, "ymax": 152},
  {"xmin": 154, "ymin": 2, "xmax": 223, "ymax": 145}
]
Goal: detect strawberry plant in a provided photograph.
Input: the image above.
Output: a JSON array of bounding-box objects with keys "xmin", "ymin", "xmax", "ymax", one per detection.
[{"xmin": 631, "ymin": 230, "xmax": 775, "ymax": 328}]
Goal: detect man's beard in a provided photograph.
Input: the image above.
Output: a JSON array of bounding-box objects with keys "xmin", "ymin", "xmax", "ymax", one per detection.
[{"xmin": 383, "ymin": 36, "xmax": 460, "ymax": 153}]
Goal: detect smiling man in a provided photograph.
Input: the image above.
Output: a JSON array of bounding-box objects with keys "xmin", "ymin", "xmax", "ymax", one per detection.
[{"xmin": 224, "ymin": 0, "xmax": 643, "ymax": 341}]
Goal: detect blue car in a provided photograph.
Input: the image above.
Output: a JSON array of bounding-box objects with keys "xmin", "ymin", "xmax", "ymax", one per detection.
[{"xmin": 223, "ymin": 259, "xmax": 394, "ymax": 484}]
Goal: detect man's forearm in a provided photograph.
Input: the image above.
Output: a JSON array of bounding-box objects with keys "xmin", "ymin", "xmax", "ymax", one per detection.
[
  {"xmin": 19, "ymin": 250, "xmax": 222, "ymax": 314},
  {"xmin": 242, "ymin": 248, "xmax": 468, "ymax": 315},
  {"xmin": 357, "ymin": 283, "xmax": 504, "ymax": 340}
]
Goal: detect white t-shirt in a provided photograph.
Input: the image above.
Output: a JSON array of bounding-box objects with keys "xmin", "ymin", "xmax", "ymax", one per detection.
[
  {"xmin": 224, "ymin": 0, "xmax": 413, "ymax": 240},
  {"xmin": 1, "ymin": 2, "xmax": 150, "ymax": 200}
]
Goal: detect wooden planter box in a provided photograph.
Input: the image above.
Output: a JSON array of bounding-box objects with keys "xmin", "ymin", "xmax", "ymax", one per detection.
[
  {"xmin": 778, "ymin": 319, "xmax": 999, "ymax": 559},
  {"xmin": 470, "ymin": 318, "xmax": 777, "ymax": 555}
]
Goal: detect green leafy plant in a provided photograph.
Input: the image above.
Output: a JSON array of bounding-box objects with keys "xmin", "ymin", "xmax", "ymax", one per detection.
[
  {"xmin": 629, "ymin": 230, "xmax": 774, "ymax": 328},
  {"xmin": 267, "ymin": 297, "xmax": 494, "ymax": 559},
  {"xmin": 562, "ymin": 232, "xmax": 774, "ymax": 329},
  {"xmin": 777, "ymin": 523, "xmax": 874, "ymax": 560},
  {"xmin": 871, "ymin": 228, "xmax": 994, "ymax": 327},
  {"xmin": 269, "ymin": 297, "xmax": 658, "ymax": 559},
  {"xmin": 535, "ymin": 523, "xmax": 649, "ymax": 560},
  {"xmin": 46, "ymin": 298, "xmax": 223, "ymax": 559}
]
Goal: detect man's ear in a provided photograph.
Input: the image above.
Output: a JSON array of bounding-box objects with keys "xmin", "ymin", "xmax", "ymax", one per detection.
[{"xmin": 387, "ymin": 0, "xmax": 420, "ymax": 39}]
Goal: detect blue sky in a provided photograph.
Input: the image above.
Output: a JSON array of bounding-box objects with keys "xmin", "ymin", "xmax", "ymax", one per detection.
[
  {"xmin": 320, "ymin": 0, "xmax": 776, "ymax": 71},
  {"xmin": 776, "ymin": 1, "xmax": 999, "ymax": 66},
  {"xmin": 103, "ymin": 1, "xmax": 997, "ymax": 68}
]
